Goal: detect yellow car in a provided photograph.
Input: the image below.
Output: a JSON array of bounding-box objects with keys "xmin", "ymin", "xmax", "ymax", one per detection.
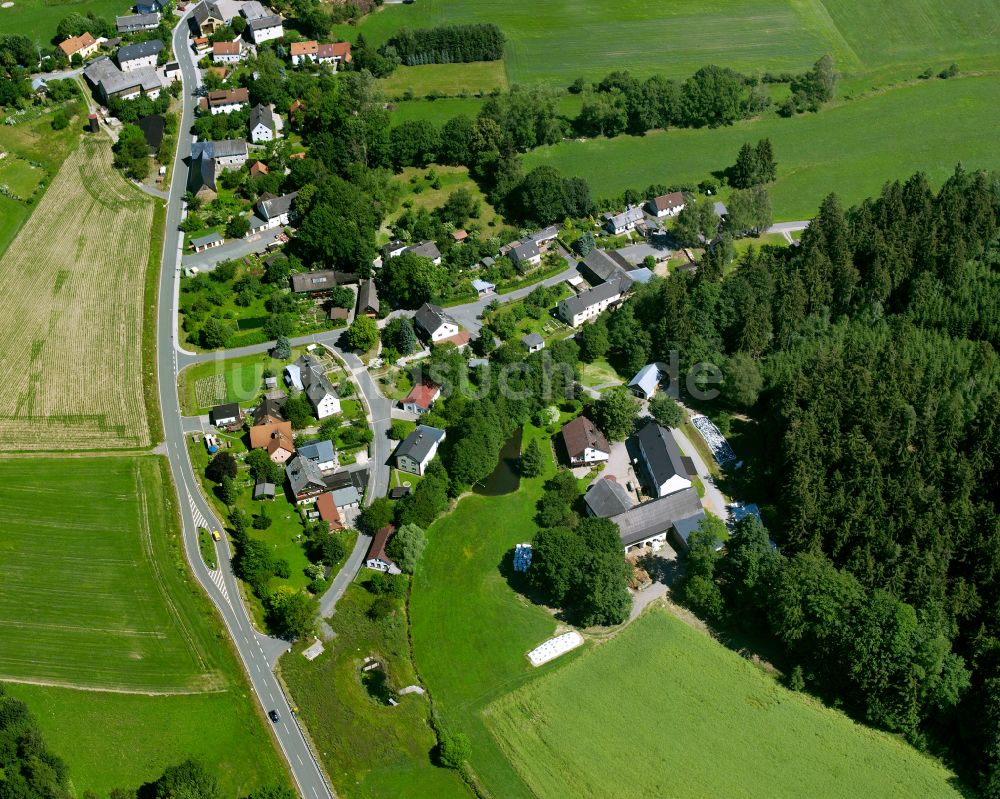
[{"xmin": 212, "ymin": 530, "xmax": 221, "ymax": 541}]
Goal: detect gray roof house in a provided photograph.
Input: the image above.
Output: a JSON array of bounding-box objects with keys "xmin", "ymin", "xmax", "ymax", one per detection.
[
  {"xmin": 286, "ymin": 454, "xmax": 327, "ymax": 502},
  {"xmin": 405, "ymin": 240, "xmax": 442, "ymax": 264},
  {"xmin": 116, "ymin": 12, "xmax": 160, "ymax": 32},
  {"xmin": 605, "ymin": 205, "xmax": 644, "ymax": 234},
  {"xmin": 298, "ymin": 439, "xmax": 337, "ymax": 471},
  {"xmin": 253, "ymin": 481, "xmax": 276, "ymax": 500},
  {"xmin": 249, "ymin": 104, "xmax": 275, "ymax": 142},
  {"xmin": 510, "ymin": 240, "xmax": 540, "ymax": 266},
  {"xmin": 358, "ymin": 279, "xmax": 379, "ymax": 315},
  {"xmin": 414, "ymin": 303, "xmax": 459, "ymax": 342},
  {"xmin": 117, "ymin": 39, "xmax": 164, "ymax": 68},
  {"xmin": 636, "ymin": 419, "xmax": 692, "ymax": 498},
  {"xmin": 585, "ymin": 477, "xmax": 635, "ymax": 518},
  {"xmin": 580, "ymin": 249, "xmax": 632, "ymax": 286},
  {"xmin": 628, "ymin": 364, "xmax": 661, "ymax": 399},
  {"xmin": 287, "ymin": 354, "xmax": 340, "ymax": 419},
  {"xmin": 395, "ymin": 425, "xmax": 446, "ymax": 476},
  {"xmin": 558, "ymin": 274, "xmax": 633, "ymax": 327},
  {"xmin": 209, "ymin": 402, "xmax": 242, "ymax": 427},
  {"xmin": 613, "ymin": 487, "xmax": 705, "ymax": 552},
  {"xmin": 331, "ymin": 485, "xmax": 361, "ymax": 508}
]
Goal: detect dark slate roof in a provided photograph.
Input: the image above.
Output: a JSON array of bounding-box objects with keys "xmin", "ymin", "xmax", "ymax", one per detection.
[
  {"xmin": 560, "ymin": 274, "xmax": 632, "ymax": 318},
  {"xmin": 191, "ymin": 138, "xmax": 247, "ymax": 160},
  {"xmin": 286, "ymin": 454, "xmax": 325, "ymax": 495},
  {"xmin": 249, "ymin": 103, "xmax": 274, "ymax": 132},
  {"xmin": 290, "ymin": 270, "xmax": 337, "ymax": 292},
  {"xmin": 406, "ymin": 240, "xmax": 441, "ymax": 260},
  {"xmin": 187, "ymin": 148, "xmax": 216, "ymax": 194},
  {"xmin": 636, "ymin": 419, "xmax": 688, "ymax": 486},
  {"xmin": 585, "ymin": 478, "xmax": 635, "ymax": 518},
  {"xmin": 253, "ymin": 395, "xmax": 285, "ymax": 424},
  {"xmin": 253, "ymin": 481, "xmax": 276, "ymax": 499},
  {"xmin": 209, "ymin": 402, "xmax": 241, "ymax": 424},
  {"xmin": 396, "ymin": 425, "xmax": 445, "ymax": 464},
  {"xmin": 116, "ymin": 12, "xmax": 160, "ymax": 31},
  {"xmin": 414, "ymin": 303, "xmax": 456, "ymax": 335},
  {"xmin": 613, "ymin": 488, "xmax": 704, "ymax": 547},
  {"xmin": 358, "ymin": 279, "xmax": 379, "ymax": 312},
  {"xmin": 191, "ymin": 232, "xmax": 223, "ymax": 248},
  {"xmin": 521, "ymin": 332, "xmax": 544, "ymax": 348},
  {"xmin": 581, "ymin": 249, "xmax": 632, "ymax": 285},
  {"xmin": 258, "ymin": 190, "xmax": 296, "ymax": 220},
  {"xmin": 117, "ymin": 38, "xmax": 164, "ymax": 63},
  {"xmin": 510, "ymin": 240, "xmax": 539, "ymax": 262}
]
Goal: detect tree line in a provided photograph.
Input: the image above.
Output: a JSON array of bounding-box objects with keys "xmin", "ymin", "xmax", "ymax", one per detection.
[{"xmin": 382, "ymin": 24, "xmax": 505, "ymax": 67}]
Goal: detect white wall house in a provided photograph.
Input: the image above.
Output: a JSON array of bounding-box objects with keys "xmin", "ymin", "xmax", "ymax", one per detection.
[
  {"xmin": 558, "ymin": 277, "xmax": 631, "ymax": 327},
  {"xmin": 637, "ymin": 421, "xmax": 692, "ymax": 498},
  {"xmin": 117, "ymin": 40, "xmax": 163, "ymax": 73},
  {"xmin": 414, "ymin": 303, "xmax": 459, "ymax": 343}
]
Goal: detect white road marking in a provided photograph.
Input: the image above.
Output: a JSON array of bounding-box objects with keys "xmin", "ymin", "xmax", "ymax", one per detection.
[{"xmin": 296, "ymin": 753, "xmax": 303, "ymax": 765}]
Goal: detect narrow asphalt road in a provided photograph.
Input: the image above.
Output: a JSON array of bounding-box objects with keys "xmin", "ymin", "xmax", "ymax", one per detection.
[{"xmin": 157, "ymin": 14, "xmax": 334, "ymax": 799}]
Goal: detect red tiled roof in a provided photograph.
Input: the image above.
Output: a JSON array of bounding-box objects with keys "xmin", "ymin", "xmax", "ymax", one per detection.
[
  {"xmin": 318, "ymin": 41, "xmax": 351, "ymax": 60},
  {"xmin": 403, "ymin": 382, "xmax": 440, "ymax": 409},
  {"xmin": 433, "ymin": 330, "xmax": 471, "ymax": 349},
  {"xmin": 213, "ymin": 41, "xmax": 241, "ymax": 55},
  {"xmin": 316, "ymin": 492, "xmax": 343, "ymax": 530},
  {"xmin": 291, "ymin": 40, "xmax": 318, "ymax": 56}
]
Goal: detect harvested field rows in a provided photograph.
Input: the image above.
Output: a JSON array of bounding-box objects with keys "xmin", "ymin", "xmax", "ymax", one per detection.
[{"xmin": 0, "ymin": 138, "xmax": 154, "ymax": 449}]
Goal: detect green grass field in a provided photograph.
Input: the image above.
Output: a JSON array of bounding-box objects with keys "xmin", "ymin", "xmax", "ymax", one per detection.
[
  {"xmin": 486, "ymin": 606, "xmax": 963, "ymax": 798},
  {"xmin": 387, "ymin": 165, "xmax": 501, "ymax": 237},
  {"xmin": 281, "ymin": 582, "xmax": 470, "ymax": 799},
  {"xmin": 0, "ymin": 456, "xmax": 227, "ymax": 692},
  {"xmin": 378, "ymin": 61, "xmax": 508, "ymax": 98},
  {"xmin": 0, "ymin": 456, "xmax": 286, "ymax": 795},
  {"xmin": 342, "ymin": 0, "xmax": 1000, "ymax": 88},
  {"xmin": 390, "ymin": 97, "xmax": 485, "ymax": 125},
  {"xmin": 0, "ymin": 155, "xmax": 46, "ymax": 199},
  {"xmin": 410, "ymin": 425, "xmax": 560, "ymax": 799},
  {"xmin": 178, "ymin": 350, "xmax": 298, "ymax": 415},
  {"xmin": 339, "ymin": 0, "xmax": 859, "ymax": 86},
  {"xmin": 0, "ymin": 0, "xmax": 129, "ymax": 41},
  {"xmin": 7, "ymin": 682, "xmax": 285, "ymax": 798},
  {"xmin": 524, "ymin": 75, "xmax": 1000, "ymax": 220}
]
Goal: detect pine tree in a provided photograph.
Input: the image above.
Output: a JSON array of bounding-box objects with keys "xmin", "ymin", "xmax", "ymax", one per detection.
[
  {"xmin": 732, "ymin": 142, "xmax": 758, "ymax": 189},
  {"xmin": 520, "ymin": 438, "xmax": 544, "ymax": 477},
  {"xmin": 220, "ymin": 475, "xmax": 238, "ymax": 507},
  {"xmin": 754, "ymin": 138, "xmax": 777, "ymax": 183}
]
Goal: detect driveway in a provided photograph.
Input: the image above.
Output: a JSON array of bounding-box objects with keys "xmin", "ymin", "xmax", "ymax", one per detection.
[{"xmin": 181, "ymin": 229, "xmax": 284, "ymax": 270}]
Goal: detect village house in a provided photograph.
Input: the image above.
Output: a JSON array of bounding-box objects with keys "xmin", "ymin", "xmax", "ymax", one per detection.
[
  {"xmin": 530, "ymin": 225, "xmax": 560, "ymax": 249},
  {"xmin": 365, "ymin": 525, "xmax": 400, "ymax": 574},
  {"xmin": 209, "ymin": 402, "xmax": 243, "ymax": 429},
  {"xmin": 116, "ymin": 12, "xmax": 160, "ymax": 33},
  {"xmin": 290, "ymin": 40, "xmax": 318, "ymax": 65},
  {"xmin": 247, "ymin": 190, "xmax": 297, "ymax": 234},
  {"xmin": 249, "ymin": 420, "xmax": 295, "ymax": 463},
  {"xmin": 59, "ymin": 33, "xmax": 99, "ymax": 61},
  {"xmin": 510, "ymin": 240, "xmax": 541, "ymax": 270},
  {"xmin": 136, "ymin": 0, "xmax": 168, "ymax": 12},
  {"xmin": 647, "ymin": 191, "xmax": 686, "ymax": 219},
  {"xmin": 317, "ymin": 41, "xmax": 351, "ymax": 68},
  {"xmin": 628, "ymin": 364, "xmax": 661, "ymax": 400},
  {"xmin": 84, "ymin": 56, "xmax": 162, "ymax": 102},
  {"xmin": 200, "ymin": 87, "xmax": 249, "ymax": 115},
  {"xmin": 636, "ymin": 419, "xmax": 694, "ymax": 498},
  {"xmin": 192, "ymin": 0, "xmax": 230, "ymax": 34},
  {"xmin": 383, "ymin": 240, "xmax": 407, "ymax": 260},
  {"xmin": 560, "ymin": 415, "xmax": 610, "ymax": 467},
  {"xmin": 252, "ymin": 395, "xmax": 285, "ymax": 426},
  {"xmin": 557, "ymin": 274, "xmax": 632, "ymax": 327},
  {"xmin": 212, "ymin": 40, "xmax": 243, "ymax": 64},
  {"xmin": 402, "ymin": 382, "xmax": 441, "ymax": 415},
  {"xmin": 137, "ymin": 114, "xmax": 165, "ymax": 155},
  {"xmin": 246, "ymin": 13, "xmax": 284, "ymax": 45},
  {"xmin": 284, "ymin": 354, "xmax": 340, "ymax": 419},
  {"xmin": 613, "ymin": 487, "xmax": 705, "ymax": 554},
  {"xmin": 585, "ymin": 476, "xmax": 634, "ymax": 518},
  {"xmin": 249, "ymin": 160, "xmax": 269, "ymax": 178},
  {"xmin": 358, "ymin": 279, "xmax": 379, "ymax": 317},
  {"xmin": 249, "ymin": 104, "xmax": 276, "ymax": 142},
  {"xmin": 404, "ymin": 240, "xmax": 442, "ymax": 265},
  {"xmin": 414, "ymin": 303, "xmax": 460, "ymax": 344},
  {"xmin": 604, "ymin": 205, "xmax": 644, "ymax": 235},
  {"xmin": 117, "ymin": 39, "xmax": 163, "ymax": 72},
  {"xmin": 285, "ymin": 454, "xmax": 326, "ymax": 503},
  {"xmin": 290, "ymin": 270, "xmax": 347, "ymax": 293},
  {"xmin": 187, "ymin": 138, "xmax": 248, "ymax": 200},
  {"xmin": 395, "ymin": 425, "xmax": 446, "ymax": 476},
  {"xmin": 580, "ymin": 248, "xmax": 632, "ymax": 287},
  {"xmin": 298, "ymin": 439, "xmax": 337, "ymax": 472}
]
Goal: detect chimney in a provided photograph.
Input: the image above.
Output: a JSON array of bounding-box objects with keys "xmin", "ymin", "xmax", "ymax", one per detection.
[{"xmin": 88, "ymin": 114, "xmax": 99, "ymax": 133}]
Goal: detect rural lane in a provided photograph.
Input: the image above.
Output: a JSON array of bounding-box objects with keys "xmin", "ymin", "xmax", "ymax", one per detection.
[{"xmin": 155, "ymin": 13, "xmax": 334, "ymax": 799}]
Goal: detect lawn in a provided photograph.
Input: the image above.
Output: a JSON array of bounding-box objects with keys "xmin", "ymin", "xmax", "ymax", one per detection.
[
  {"xmin": 0, "ymin": 137, "xmax": 155, "ymax": 449},
  {"xmin": 0, "ymin": 0, "xmax": 129, "ymax": 40},
  {"xmin": 485, "ymin": 606, "xmax": 963, "ymax": 799},
  {"xmin": 0, "ymin": 455, "xmax": 287, "ymax": 795},
  {"xmin": 390, "ymin": 97, "xmax": 485, "ymax": 126},
  {"xmin": 7, "ymin": 682, "xmax": 285, "ymax": 798},
  {"xmin": 0, "ymin": 456, "xmax": 228, "ymax": 692},
  {"xmin": 0, "ymin": 155, "xmax": 46, "ymax": 199},
  {"xmin": 579, "ymin": 357, "xmax": 622, "ymax": 388},
  {"xmin": 523, "ymin": 75, "xmax": 1000, "ymax": 220},
  {"xmin": 337, "ymin": 0, "xmax": 859, "ymax": 86},
  {"xmin": 377, "ymin": 61, "xmax": 508, "ymax": 98},
  {"xmin": 280, "ymin": 582, "xmax": 470, "ymax": 799},
  {"xmin": 409, "ymin": 424, "xmax": 560, "ymax": 799}
]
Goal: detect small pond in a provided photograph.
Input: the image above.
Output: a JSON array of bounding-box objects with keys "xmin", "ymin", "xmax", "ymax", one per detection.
[{"xmin": 474, "ymin": 427, "xmax": 523, "ymax": 496}]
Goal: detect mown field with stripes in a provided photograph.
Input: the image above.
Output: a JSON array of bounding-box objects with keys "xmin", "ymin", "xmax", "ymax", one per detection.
[{"xmin": 0, "ymin": 138, "xmax": 153, "ymax": 450}]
